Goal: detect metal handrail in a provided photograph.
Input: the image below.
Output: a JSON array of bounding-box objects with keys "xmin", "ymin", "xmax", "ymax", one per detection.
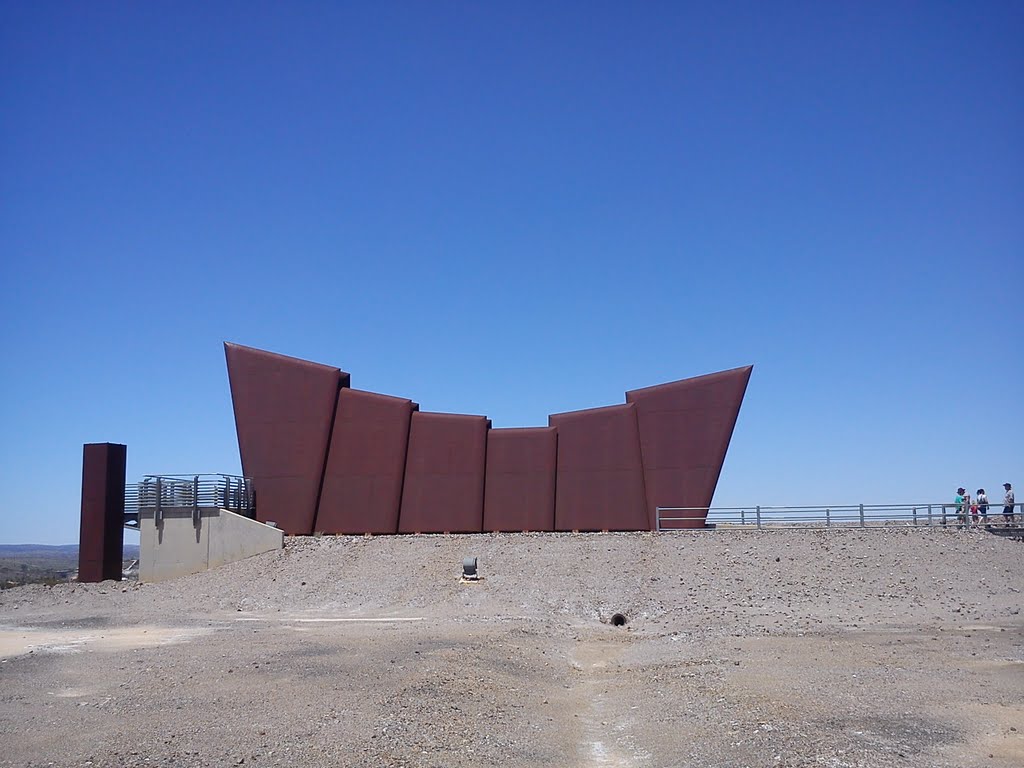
[
  {"xmin": 656, "ymin": 502, "xmax": 1024, "ymax": 531},
  {"xmin": 124, "ymin": 474, "xmax": 255, "ymax": 529}
]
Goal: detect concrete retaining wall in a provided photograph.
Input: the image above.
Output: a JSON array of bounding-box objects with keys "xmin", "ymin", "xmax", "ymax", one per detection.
[{"xmin": 139, "ymin": 507, "xmax": 283, "ymax": 582}]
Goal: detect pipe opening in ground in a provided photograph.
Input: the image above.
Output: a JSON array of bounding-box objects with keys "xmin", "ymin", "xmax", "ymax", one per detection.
[{"xmin": 610, "ymin": 613, "xmax": 627, "ymax": 627}]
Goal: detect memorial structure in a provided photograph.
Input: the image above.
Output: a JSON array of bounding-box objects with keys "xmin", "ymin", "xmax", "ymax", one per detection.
[{"xmin": 225, "ymin": 342, "xmax": 752, "ymax": 535}]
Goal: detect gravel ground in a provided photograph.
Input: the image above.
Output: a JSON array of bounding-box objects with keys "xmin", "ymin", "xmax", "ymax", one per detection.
[{"xmin": 1, "ymin": 527, "xmax": 1022, "ymax": 767}]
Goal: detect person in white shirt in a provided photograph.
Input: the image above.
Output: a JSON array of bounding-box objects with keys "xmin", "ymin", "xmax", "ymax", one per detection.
[
  {"xmin": 976, "ymin": 488, "xmax": 989, "ymax": 526},
  {"xmin": 1003, "ymin": 483, "xmax": 1015, "ymax": 526}
]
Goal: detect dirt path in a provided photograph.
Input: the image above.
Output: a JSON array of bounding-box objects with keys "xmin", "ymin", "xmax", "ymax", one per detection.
[{"xmin": 570, "ymin": 637, "xmax": 649, "ymax": 767}]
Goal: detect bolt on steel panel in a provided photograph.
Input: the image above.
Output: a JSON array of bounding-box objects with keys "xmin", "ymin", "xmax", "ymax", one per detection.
[
  {"xmin": 398, "ymin": 412, "xmax": 489, "ymax": 534},
  {"xmin": 548, "ymin": 403, "xmax": 648, "ymax": 532},
  {"xmin": 78, "ymin": 443, "xmax": 126, "ymax": 583},
  {"xmin": 483, "ymin": 427, "xmax": 557, "ymax": 532},
  {"xmin": 316, "ymin": 388, "xmax": 417, "ymax": 535},
  {"xmin": 626, "ymin": 366, "xmax": 752, "ymax": 529},
  {"xmin": 224, "ymin": 342, "xmax": 347, "ymax": 535}
]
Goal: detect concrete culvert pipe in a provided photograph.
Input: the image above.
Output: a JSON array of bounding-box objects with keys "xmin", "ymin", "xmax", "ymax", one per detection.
[{"xmin": 610, "ymin": 613, "xmax": 627, "ymax": 627}]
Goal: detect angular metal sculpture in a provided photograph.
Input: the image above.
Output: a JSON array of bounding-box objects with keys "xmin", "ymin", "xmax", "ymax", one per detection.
[
  {"xmin": 224, "ymin": 343, "xmax": 348, "ymax": 535},
  {"xmin": 549, "ymin": 404, "xmax": 649, "ymax": 532},
  {"xmin": 317, "ymin": 389, "xmax": 417, "ymax": 535},
  {"xmin": 483, "ymin": 427, "xmax": 557, "ymax": 532},
  {"xmin": 627, "ymin": 366, "xmax": 752, "ymax": 529},
  {"xmin": 224, "ymin": 343, "xmax": 751, "ymax": 534},
  {"xmin": 398, "ymin": 412, "xmax": 490, "ymax": 534}
]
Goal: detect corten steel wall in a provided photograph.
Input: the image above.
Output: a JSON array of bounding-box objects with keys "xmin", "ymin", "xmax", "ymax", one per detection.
[
  {"xmin": 224, "ymin": 343, "xmax": 349, "ymax": 535},
  {"xmin": 78, "ymin": 443, "xmax": 126, "ymax": 582},
  {"xmin": 483, "ymin": 427, "xmax": 557, "ymax": 532},
  {"xmin": 398, "ymin": 412, "xmax": 490, "ymax": 534},
  {"xmin": 548, "ymin": 404, "xmax": 649, "ymax": 532},
  {"xmin": 316, "ymin": 388, "xmax": 417, "ymax": 535},
  {"xmin": 224, "ymin": 342, "xmax": 752, "ymax": 534},
  {"xmin": 627, "ymin": 366, "xmax": 752, "ymax": 529}
]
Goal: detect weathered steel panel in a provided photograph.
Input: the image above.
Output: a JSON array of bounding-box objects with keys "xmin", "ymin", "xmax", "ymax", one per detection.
[
  {"xmin": 224, "ymin": 342, "xmax": 346, "ymax": 535},
  {"xmin": 483, "ymin": 427, "xmax": 557, "ymax": 532},
  {"xmin": 316, "ymin": 388, "xmax": 416, "ymax": 534},
  {"xmin": 222, "ymin": 342, "xmax": 752, "ymax": 536},
  {"xmin": 548, "ymin": 404, "xmax": 648, "ymax": 532},
  {"xmin": 398, "ymin": 412, "xmax": 489, "ymax": 534},
  {"xmin": 78, "ymin": 442, "xmax": 126, "ymax": 582},
  {"xmin": 626, "ymin": 366, "xmax": 752, "ymax": 529}
]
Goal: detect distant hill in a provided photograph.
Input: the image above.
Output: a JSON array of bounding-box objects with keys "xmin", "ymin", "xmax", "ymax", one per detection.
[
  {"xmin": 0, "ymin": 543, "xmax": 139, "ymax": 588},
  {"xmin": 0, "ymin": 544, "xmax": 139, "ymax": 558}
]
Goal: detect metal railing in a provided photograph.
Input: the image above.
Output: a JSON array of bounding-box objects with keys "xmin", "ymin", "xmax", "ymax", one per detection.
[
  {"xmin": 656, "ymin": 502, "xmax": 1024, "ymax": 531},
  {"xmin": 124, "ymin": 474, "xmax": 254, "ymax": 529}
]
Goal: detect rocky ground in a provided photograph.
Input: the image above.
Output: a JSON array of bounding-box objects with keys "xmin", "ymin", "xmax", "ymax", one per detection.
[{"xmin": 1, "ymin": 527, "xmax": 1021, "ymax": 767}]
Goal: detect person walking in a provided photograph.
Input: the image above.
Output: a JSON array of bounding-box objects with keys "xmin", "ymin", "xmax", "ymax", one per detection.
[
  {"xmin": 955, "ymin": 487, "xmax": 967, "ymax": 529},
  {"xmin": 1003, "ymin": 483, "xmax": 1015, "ymax": 527}
]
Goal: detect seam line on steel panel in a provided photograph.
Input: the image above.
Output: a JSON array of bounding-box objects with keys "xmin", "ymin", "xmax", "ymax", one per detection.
[
  {"xmin": 627, "ymin": 400, "xmax": 652, "ymax": 533},
  {"xmin": 394, "ymin": 403, "xmax": 417, "ymax": 534},
  {"xmin": 311, "ymin": 377, "xmax": 345, "ymax": 534},
  {"xmin": 477, "ymin": 420, "xmax": 490, "ymax": 532}
]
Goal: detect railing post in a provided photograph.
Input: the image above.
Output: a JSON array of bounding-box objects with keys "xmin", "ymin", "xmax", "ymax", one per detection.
[
  {"xmin": 826, "ymin": 507, "xmax": 831, "ymax": 527},
  {"xmin": 655, "ymin": 507, "xmax": 661, "ymax": 532},
  {"xmin": 912, "ymin": 506, "xmax": 918, "ymax": 527},
  {"xmin": 192, "ymin": 475, "xmax": 201, "ymax": 527},
  {"xmin": 740, "ymin": 509, "xmax": 746, "ymax": 526},
  {"xmin": 941, "ymin": 504, "xmax": 947, "ymax": 527},
  {"xmin": 155, "ymin": 477, "xmax": 163, "ymax": 527},
  {"xmin": 859, "ymin": 503, "xmax": 865, "ymax": 527},
  {"xmin": 756, "ymin": 505, "xmax": 762, "ymax": 529},
  {"xmin": 928, "ymin": 504, "xmax": 933, "ymax": 526}
]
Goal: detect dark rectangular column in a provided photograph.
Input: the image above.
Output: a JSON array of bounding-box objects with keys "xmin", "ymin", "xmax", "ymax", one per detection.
[{"xmin": 78, "ymin": 443, "xmax": 127, "ymax": 582}]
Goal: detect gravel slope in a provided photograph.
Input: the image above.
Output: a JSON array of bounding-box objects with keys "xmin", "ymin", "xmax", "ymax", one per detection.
[{"xmin": 1, "ymin": 528, "xmax": 1022, "ymax": 767}]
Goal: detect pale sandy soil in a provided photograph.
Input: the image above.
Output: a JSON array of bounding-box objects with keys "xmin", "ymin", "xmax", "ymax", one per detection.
[{"xmin": 1, "ymin": 528, "xmax": 1022, "ymax": 767}]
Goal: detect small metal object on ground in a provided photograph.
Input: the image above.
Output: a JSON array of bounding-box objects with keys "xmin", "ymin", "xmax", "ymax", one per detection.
[{"xmin": 462, "ymin": 556, "xmax": 479, "ymax": 581}]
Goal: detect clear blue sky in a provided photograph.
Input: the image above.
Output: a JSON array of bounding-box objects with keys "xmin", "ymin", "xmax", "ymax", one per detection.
[{"xmin": 1, "ymin": 2, "xmax": 1021, "ymax": 544}]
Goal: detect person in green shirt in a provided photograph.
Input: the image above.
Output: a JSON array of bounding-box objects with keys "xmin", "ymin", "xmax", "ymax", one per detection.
[{"xmin": 954, "ymin": 488, "xmax": 966, "ymax": 529}]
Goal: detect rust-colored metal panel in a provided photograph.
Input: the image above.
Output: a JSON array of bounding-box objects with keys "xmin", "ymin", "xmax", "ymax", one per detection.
[
  {"xmin": 398, "ymin": 412, "xmax": 489, "ymax": 534},
  {"xmin": 224, "ymin": 342, "xmax": 347, "ymax": 535},
  {"xmin": 548, "ymin": 404, "xmax": 648, "ymax": 532},
  {"xmin": 626, "ymin": 366, "xmax": 752, "ymax": 529},
  {"xmin": 483, "ymin": 427, "xmax": 557, "ymax": 532},
  {"xmin": 316, "ymin": 388, "xmax": 417, "ymax": 535},
  {"xmin": 78, "ymin": 443, "xmax": 126, "ymax": 583}
]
